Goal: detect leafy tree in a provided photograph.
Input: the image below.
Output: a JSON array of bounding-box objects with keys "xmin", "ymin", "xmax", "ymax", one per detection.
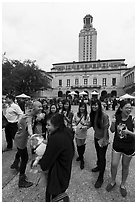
[{"xmin": 2, "ymin": 57, "xmax": 49, "ymax": 96}]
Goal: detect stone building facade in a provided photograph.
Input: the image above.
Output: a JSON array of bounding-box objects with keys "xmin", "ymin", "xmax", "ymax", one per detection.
[
  {"xmin": 39, "ymin": 14, "xmax": 134, "ymax": 100},
  {"xmin": 48, "ymin": 59, "xmax": 130, "ymax": 99},
  {"xmin": 123, "ymin": 66, "xmax": 135, "ymax": 94}
]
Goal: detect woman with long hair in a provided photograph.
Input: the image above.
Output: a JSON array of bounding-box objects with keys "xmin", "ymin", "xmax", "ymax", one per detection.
[
  {"xmin": 58, "ymin": 99, "xmax": 64, "ymax": 114},
  {"xmin": 62, "ymin": 99, "xmax": 74, "ymax": 130},
  {"xmin": 47, "ymin": 103, "xmax": 58, "ymax": 119},
  {"xmin": 106, "ymin": 100, "xmax": 135, "ymax": 197},
  {"xmin": 89, "ymin": 99, "xmax": 110, "ymax": 188},
  {"xmin": 73, "ymin": 102, "xmax": 90, "ymax": 169}
]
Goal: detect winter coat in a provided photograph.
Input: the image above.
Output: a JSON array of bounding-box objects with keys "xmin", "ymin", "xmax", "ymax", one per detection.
[{"xmin": 39, "ymin": 127, "xmax": 74, "ymax": 195}]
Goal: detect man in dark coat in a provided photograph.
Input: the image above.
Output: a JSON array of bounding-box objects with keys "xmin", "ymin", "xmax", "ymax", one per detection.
[{"xmin": 39, "ymin": 113, "xmax": 74, "ymax": 202}]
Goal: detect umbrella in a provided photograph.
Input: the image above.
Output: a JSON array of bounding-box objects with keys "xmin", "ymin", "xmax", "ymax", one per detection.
[
  {"xmin": 91, "ymin": 91, "xmax": 99, "ymax": 95},
  {"xmin": 119, "ymin": 93, "xmax": 135, "ymax": 100},
  {"xmin": 131, "ymin": 92, "xmax": 135, "ymax": 96},
  {"xmin": 79, "ymin": 91, "xmax": 88, "ymax": 95},
  {"xmin": 68, "ymin": 91, "xmax": 77, "ymax": 95},
  {"xmin": 16, "ymin": 93, "xmax": 31, "ymax": 98}
]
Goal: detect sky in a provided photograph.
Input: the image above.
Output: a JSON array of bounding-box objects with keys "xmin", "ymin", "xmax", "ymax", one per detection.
[{"xmin": 2, "ymin": 0, "xmax": 135, "ymax": 72}]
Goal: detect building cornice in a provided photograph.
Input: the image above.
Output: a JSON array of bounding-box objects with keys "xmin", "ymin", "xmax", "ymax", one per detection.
[
  {"xmin": 48, "ymin": 68, "xmax": 130, "ymax": 74},
  {"xmin": 52, "ymin": 59, "xmax": 126, "ymax": 66}
]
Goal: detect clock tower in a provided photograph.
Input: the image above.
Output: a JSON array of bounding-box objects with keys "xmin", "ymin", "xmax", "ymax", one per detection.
[{"xmin": 79, "ymin": 14, "xmax": 97, "ymax": 61}]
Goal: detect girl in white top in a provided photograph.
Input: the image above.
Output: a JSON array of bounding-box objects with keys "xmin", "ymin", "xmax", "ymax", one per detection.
[{"xmin": 73, "ymin": 102, "xmax": 90, "ymax": 169}]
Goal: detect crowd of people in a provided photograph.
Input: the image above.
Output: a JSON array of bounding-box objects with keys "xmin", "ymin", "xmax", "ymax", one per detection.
[{"xmin": 2, "ymin": 94, "xmax": 135, "ymax": 201}]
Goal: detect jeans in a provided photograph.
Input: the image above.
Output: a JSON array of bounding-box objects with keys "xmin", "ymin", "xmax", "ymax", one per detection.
[
  {"xmin": 94, "ymin": 137, "xmax": 108, "ymax": 177},
  {"xmin": 15, "ymin": 147, "xmax": 28, "ymax": 175}
]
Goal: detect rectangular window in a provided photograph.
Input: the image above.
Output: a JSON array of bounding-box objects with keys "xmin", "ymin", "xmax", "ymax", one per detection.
[
  {"xmin": 84, "ymin": 78, "xmax": 88, "ymax": 85},
  {"xmin": 102, "ymin": 78, "xmax": 106, "ymax": 86},
  {"xmin": 67, "ymin": 79, "xmax": 70, "ymax": 87},
  {"xmin": 102, "ymin": 63, "xmax": 106, "ymax": 68},
  {"xmin": 112, "ymin": 78, "xmax": 116, "ymax": 86},
  {"xmin": 75, "ymin": 78, "xmax": 79, "ymax": 86},
  {"xmin": 59, "ymin": 80, "xmax": 62, "ymax": 87},
  {"xmin": 93, "ymin": 78, "xmax": 97, "ymax": 85},
  {"xmin": 93, "ymin": 64, "xmax": 96, "ymax": 68}
]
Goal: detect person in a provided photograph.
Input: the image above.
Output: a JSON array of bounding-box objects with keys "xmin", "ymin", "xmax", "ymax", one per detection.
[
  {"xmin": 17, "ymin": 98, "xmax": 26, "ymax": 113},
  {"xmin": 4, "ymin": 94, "xmax": 23, "ymax": 152},
  {"xmin": 41, "ymin": 99, "xmax": 49, "ymax": 139},
  {"xmin": 89, "ymin": 99, "xmax": 110, "ymax": 188},
  {"xmin": 58, "ymin": 99, "xmax": 64, "ymax": 114},
  {"xmin": 73, "ymin": 102, "xmax": 90, "ymax": 169},
  {"xmin": 42, "ymin": 99, "xmax": 49, "ymax": 115},
  {"xmin": 10, "ymin": 101, "xmax": 43, "ymax": 188},
  {"xmin": 62, "ymin": 99, "xmax": 74, "ymax": 130},
  {"xmin": 30, "ymin": 103, "xmax": 46, "ymax": 157},
  {"xmin": 39, "ymin": 113, "xmax": 75, "ymax": 202},
  {"xmin": 47, "ymin": 103, "xmax": 58, "ymax": 119},
  {"xmin": 112, "ymin": 98, "xmax": 117, "ymax": 111},
  {"xmin": 33, "ymin": 109, "xmax": 46, "ymax": 139},
  {"xmin": 106, "ymin": 100, "xmax": 135, "ymax": 197}
]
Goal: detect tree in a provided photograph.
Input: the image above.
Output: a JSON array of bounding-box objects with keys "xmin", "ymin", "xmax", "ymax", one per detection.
[{"xmin": 2, "ymin": 57, "xmax": 49, "ymax": 96}]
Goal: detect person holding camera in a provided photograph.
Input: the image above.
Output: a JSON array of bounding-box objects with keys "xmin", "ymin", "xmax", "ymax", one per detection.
[{"xmin": 106, "ymin": 100, "xmax": 135, "ymax": 197}]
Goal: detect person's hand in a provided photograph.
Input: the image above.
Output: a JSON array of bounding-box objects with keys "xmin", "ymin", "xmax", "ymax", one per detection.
[
  {"xmin": 43, "ymin": 139, "xmax": 47, "ymax": 144},
  {"xmin": 121, "ymin": 127, "xmax": 128, "ymax": 137},
  {"xmin": 81, "ymin": 126, "xmax": 87, "ymax": 130},
  {"xmin": 102, "ymin": 138, "xmax": 110, "ymax": 146},
  {"xmin": 98, "ymin": 138, "xmax": 109, "ymax": 147}
]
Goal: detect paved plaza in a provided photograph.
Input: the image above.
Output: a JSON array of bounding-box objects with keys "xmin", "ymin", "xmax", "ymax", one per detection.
[{"xmin": 2, "ymin": 106, "xmax": 135, "ymax": 202}]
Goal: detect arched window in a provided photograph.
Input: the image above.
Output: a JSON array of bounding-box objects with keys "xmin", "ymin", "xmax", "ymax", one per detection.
[{"xmin": 58, "ymin": 91, "xmax": 63, "ymax": 97}]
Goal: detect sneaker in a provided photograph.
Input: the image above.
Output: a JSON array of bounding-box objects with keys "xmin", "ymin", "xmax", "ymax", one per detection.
[
  {"xmin": 18, "ymin": 174, "xmax": 33, "ymax": 188},
  {"xmin": 106, "ymin": 182, "xmax": 116, "ymax": 192},
  {"xmin": 19, "ymin": 180, "xmax": 33, "ymax": 188},
  {"xmin": 92, "ymin": 166, "xmax": 99, "ymax": 172},
  {"xmin": 94, "ymin": 177, "xmax": 104, "ymax": 188},
  {"xmin": 120, "ymin": 185, "xmax": 127, "ymax": 197}
]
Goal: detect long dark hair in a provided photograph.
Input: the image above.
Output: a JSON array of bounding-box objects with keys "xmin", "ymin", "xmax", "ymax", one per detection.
[
  {"xmin": 90, "ymin": 99, "xmax": 103, "ymax": 129},
  {"xmin": 62, "ymin": 99, "xmax": 71, "ymax": 117},
  {"xmin": 77, "ymin": 102, "xmax": 87, "ymax": 120}
]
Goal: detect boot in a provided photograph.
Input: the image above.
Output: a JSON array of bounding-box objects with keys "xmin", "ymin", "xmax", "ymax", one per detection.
[
  {"xmin": 76, "ymin": 145, "xmax": 81, "ymax": 161},
  {"xmin": 18, "ymin": 174, "xmax": 33, "ymax": 188},
  {"xmin": 79, "ymin": 144, "xmax": 86, "ymax": 170},
  {"xmin": 94, "ymin": 175, "xmax": 104, "ymax": 188},
  {"xmin": 80, "ymin": 159, "xmax": 85, "ymax": 170},
  {"xmin": 10, "ymin": 158, "xmax": 20, "ymax": 171}
]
